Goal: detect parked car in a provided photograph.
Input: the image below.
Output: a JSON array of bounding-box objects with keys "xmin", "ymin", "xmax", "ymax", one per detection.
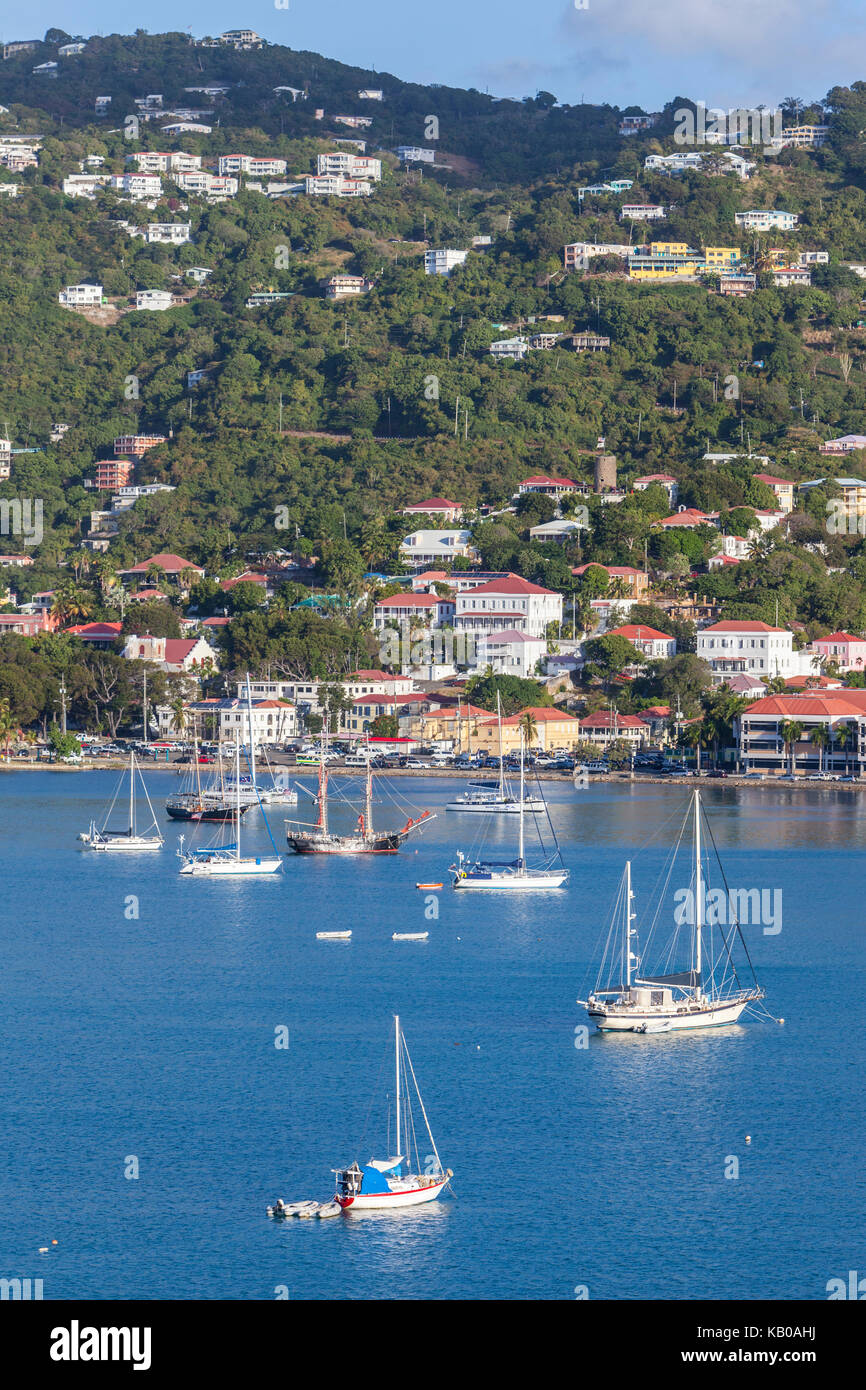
[
  {"xmin": 707, "ymin": 769, "xmax": 729, "ymax": 779},
  {"xmin": 405, "ymin": 759, "xmax": 431, "ymax": 769}
]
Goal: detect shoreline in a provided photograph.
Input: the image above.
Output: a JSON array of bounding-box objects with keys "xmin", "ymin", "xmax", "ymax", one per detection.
[{"xmin": 0, "ymin": 760, "xmax": 860, "ymax": 789}]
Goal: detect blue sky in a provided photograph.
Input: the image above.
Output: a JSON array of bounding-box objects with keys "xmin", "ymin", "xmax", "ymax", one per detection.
[{"xmin": 4, "ymin": 1, "xmax": 864, "ymax": 109}]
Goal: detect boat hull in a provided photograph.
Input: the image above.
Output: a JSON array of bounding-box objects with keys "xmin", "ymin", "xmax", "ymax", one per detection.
[
  {"xmin": 589, "ymin": 999, "xmax": 749, "ymax": 1032},
  {"xmin": 337, "ymin": 1177, "xmax": 448, "ymax": 1211},
  {"xmin": 445, "ymin": 800, "xmax": 545, "ymax": 814},
  {"xmin": 166, "ymin": 803, "xmax": 250, "ymax": 822},
  {"xmin": 286, "ymin": 832, "xmax": 402, "ymax": 854},
  {"xmin": 179, "ymin": 857, "xmax": 282, "ymax": 876},
  {"xmin": 453, "ymin": 870, "xmax": 568, "ymax": 890},
  {"xmin": 80, "ymin": 837, "xmax": 163, "ymax": 852}
]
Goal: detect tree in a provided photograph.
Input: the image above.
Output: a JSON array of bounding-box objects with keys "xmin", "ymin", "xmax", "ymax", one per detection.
[
  {"xmin": 0, "ymin": 697, "xmax": 17, "ymax": 760},
  {"xmin": 780, "ymin": 719, "xmax": 804, "ymax": 775},
  {"xmin": 518, "ymin": 710, "xmax": 538, "ymax": 748},
  {"xmin": 810, "ymin": 723, "xmax": 830, "ymax": 772},
  {"xmin": 463, "ymin": 672, "xmax": 552, "ymax": 715},
  {"xmin": 368, "ymin": 713, "xmax": 397, "ymax": 738}
]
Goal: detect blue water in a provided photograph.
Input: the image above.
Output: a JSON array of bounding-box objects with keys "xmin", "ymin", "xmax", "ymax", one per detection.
[{"xmin": 1, "ymin": 771, "xmax": 864, "ymax": 1300}]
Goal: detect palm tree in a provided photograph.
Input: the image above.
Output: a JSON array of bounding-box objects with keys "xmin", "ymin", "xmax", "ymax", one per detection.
[
  {"xmin": 169, "ymin": 698, "xmax": 188, "ymax": 736},
  {"xmin": 809, "ymin": 724, "xmax": 829, "ymax": 773},
  {"xmin": 780, "ymin": 719, "xmax": 804, "ymax": 776},
  {"xmin": 0, "ymin": 699, "xmax": 18, "ymax": 761},
  {"xmin": 50, "ymin": 582, "xmax": 93, "ymax": 627},
  {"xmin": 834, "ymin": 721, "xmax": 854, "ymax": 776},
  {"xmin": 682, "ymin": 719, "xmax": 708, "ymax": 772},
  {"xmin": 518, "ymin": 710, "xmax": 538, "ymax": 751}
]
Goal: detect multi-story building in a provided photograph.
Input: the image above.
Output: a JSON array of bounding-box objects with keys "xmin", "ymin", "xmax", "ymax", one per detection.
[
  {"xmin": 0, "ymin": 436, "xmax": 11, "ymax": 481},
  {"xmin": 333, "ymin": 115, "xmax": 372, "ymax": 129},
  {"xmin": 133, "ymin": 151, "xmax": 200, "ymax": 173},
  {"xmin": 572, "ymin": 563, "xmax": 649, "ymax": 596},
  {"xmin": 424, "ymin": 248, "xmax": 468, "ymax": 276},
  {"xmin": 109, "ymin": 174, "xmax": 163, "ymax": 198},
  {"xmin": 470, "ymin": 630, "xmax": 547, "ymax": 679},
  {"xmin": 358, "ymin": 88, "xmax": 383, "ymax": 100},
  {"xmin": 454, "ymin": 574, "xmax": 562, "ymax": 639},
  {"xmin": 135, "ymin": 290, "xmax": 174, "ymax": 311},
  {"xmin": 62, "ymin": 174, "xmax": 110, "ymax": 197},
  {"xmin": 58, "ymin": 283, "xmax": 103, "ymax": 307},
  {"xmin": 697, "ymin": 620, "xmax": 816, "ymax": 682},
  {"xmin": 620, "ymin": 204, "xmax": 666, "ymax": 221},
  {"xmin": 752, "ymin": 473, "xmax": 795, "ymax": 512},
  {"xmin": 490, "ymin": 336, "xmax": 528, "ymax": 360},
  {"xmin": 395, "ymin": 145, "xmax": 435, "ymax": 163},
  {"xmin": 737, "ymin": 691, "xmax": 866, "ymax": 775},
  {"xmin": 773, "ymin": 266, "xmax": 811, "ymax": 287},
  {"xmin": 818, "ymin": 437, "xmax": 866, "ymax": 456},
  {"xmin": 87, "ymin": 459, "xmax": 135, "ymax": 490},
  {"xmin": 563, "ymin": 241, "xmax": 632, "ymax": 270},
  {"xmin": 316, "ymin": 152, "xmax": 381, "ymax": 181},
  {"xmin": 719, "ymin": 273, "xmax": 757, "ymax": 295},
  {"xmin": 173, "ymin": 172, "xmax": 239, "ymax": 197},
  {"xmin": 399, "ymin": 529, "xmax": 479, "ymax": 569},
  {"xmin": 619, "ymin": 114, "xmax": 659, "ymax": 135},
  {"xmin": 113, "ymin": 434, "xmax": 167, "ymax": 457},
  {"xmin": 809, "ymin": 632, "xmax": 866, "ymax": 673},
  {"xmin": 604, "ymin": 624, "xmax": 676, "ymax": 660},
  {"xmin": 777, "ymin": 124, "xmax": 830, "ymax": 148},
  {"xmin": 219, "ymin": 30, "xmax": 263, "ymax": 48},
  {"xmin": 146, "ymin": 222, "xmax": 191, "ymax": 244},
  {"xmin": 324, "ymin": 275, "xmax": 373, "ymax": 299},
  {"xmin": 372, "ymin": 592, "xmax": 456, "ymax": 631},
  {"xmin": 402, "ymin": 498, "xmax": 464, "ymax": 524},
  {"xmin": 218, "ymin": 155, "xmax": 288, "ymax": 176},
  {"xmin": 633, "ymin": 472, "xmax": 679, "ymax": 506},
  {"xmin": 579, "ymin": 710, "xmax": 649, "ymax": 749},
  {"xmin": 734, "ymin": 209, "xmax": 799, "ymax": 231},
  {"xmin": 518, "ymin": 474, "xmax": 581, "ymax": 498},
  {"xmin": 302, "ymin": 174, "xmax": 371, "ymax": 197}
]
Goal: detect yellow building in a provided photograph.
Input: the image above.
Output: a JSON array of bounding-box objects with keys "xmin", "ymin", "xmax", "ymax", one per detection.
[
  {"xmin": 648, "ymin": 241, "xmax": 691, "ymax": 256},
  {"xmin": 629, "ymin": 260, "xmax": 698, "ymax": 280},
  {"xmin": 704, "ymin": 246, "xmax": 741, "ymax": 267},
  {"xmin": 471, "ymin": 705, "xmax": 584, "ymax": 753}
]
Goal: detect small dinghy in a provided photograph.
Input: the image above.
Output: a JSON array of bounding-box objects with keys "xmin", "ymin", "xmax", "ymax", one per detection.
[
  {"xmin": 295, "ymin": 1203, "xmax": 319, "ymax": 1218},
  {"xmin": 416, "ymin": 882, "xmax": 443, "ymax": 890},
  {"xmin": 634, "ymin": 1018, "xmax": 674, "ymax": 1034},
  {"xmin": 317, "ymin": 1202, "xmax": 342, "ymax": 1219},
  {"xmin": 316, "ymin": 931, "xmax": 352, "ymax": 940},
  {"xmin": 392, "ymin": 932, "xmax": 429, "ymax": 941}
]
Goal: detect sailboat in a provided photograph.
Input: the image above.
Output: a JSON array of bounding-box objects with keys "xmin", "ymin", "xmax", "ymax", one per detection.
[
  {"xmin": 166, "ymin": 734, "xmax": 255, "ymax": 821},
  {"xmin": 445, "ymin": 694, "xmax": 544, "ymax": 814},
  {"xmin": 333, "ymin": 1016, "xmax": 452, "ymax": 1211},
  {"xmin": 224, "ymin": 676, "xmax": 299, "ymax": 808},
  {"xmin": 79, "ymin": 752, "xmax": 164, "ymax": 851},
  {"xmin": 579, "ymin": 790, "xmax": 765, "ymax": 1031},
  {"xmin": 177, "ymin": 734, "xmax": 282, "ymax": 875},
  {"xmin": 285, "ymin": 727, "xmax": 433, "ymax": 854},
  {"xmin": 450, "ymin": 729, "xmax": 568, "ymax": 889}
]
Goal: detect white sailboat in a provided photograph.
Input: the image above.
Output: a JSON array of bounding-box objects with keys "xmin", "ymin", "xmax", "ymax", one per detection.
[
  {"xmin": 78, "ymin": 752, "xmax": 164, "ymax": 851},
  {"xmin": 445, "ymin": 694, "xmax": 544, "ymax": 814},
  {"xmin": 334, "ymin": 1016, "xmax": 452, "ymax": 1211},
  {"xmin": 178, "ymin": 734, "xmax": 282, "ymax": 876},
  {"xmin": 228, "ymin": 676, "xmax": 299, "ymax": 807},
  {"xmin": 579, "ymin": 790, "xmax": 764, "ymax": 1032},
  {"xmin": 450, "ymin": 730, "xmax": 568, "ymax": 890}
]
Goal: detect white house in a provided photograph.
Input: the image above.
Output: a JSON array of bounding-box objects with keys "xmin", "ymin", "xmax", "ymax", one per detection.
[
  {"xmin": 358, "ymin": 88, "xmax": 383, "ymax": 100},
  {"xmin": 424, "ymin": 248, "xmax": 468, "ymax": 276},
  {"xmin": 59, "ymin": 283, "xmax": 103, "ymax": 307},
  {"xmin": 173, "ymin": 172, "xmax": 239, "ymax": 197},
  {"xmin": 471, "ymin": 629, "xmax": 547, "ymax": 679},
  {"xmin": 490, "ymin": 336, "xmax": 529, "ymax": 360},
  {"xmin": 372, "ymin": 592, "xmax": 456, "ymax": 630},
  {"xmin": 316, "ymin": 152, "xmax": 381, "ymax": 181},
  {"xmin": 399, "ymin": 529, "xmax": 479, "ymax": 569},
  {"xmin": 146, "ymin": 222, "xmax": 191, "ymax": 244},
  {"xmin": 564, "ymin": 241, "xmax": 632, "ymax": 270},
  {"xmin": 302, "ymin": 174, "xmax": 371, "ymax": 197},
  {"xmin": 734, "ymin": 210, "xmax": 799, "ymax": 231},
  {"xmin": 135, "ymin": 289, "xmax": 174, "ymax": 311},
  {"xmin": 396, "ymin": 146, "xmax": 435, "ymax": 163},
  {"xmin": 62, "ymin": 174, "xmax": 110, "ymax": 197},
  {"xmin": 218, "ymin": 155, "xmax": 288, "ymax": 177},
  {"xmin": 774, "ymin": 266, "xmax": 811, "ymax": 287},
  {"xmin": 134, "ymin": 151, "xmax": 200, "ymax": 173},
  {"xmin": 324, "ymin": 275, "xmax": 372, "ymax": 299},
  {"xmin": 620, "ymin": 204, "xmax": 666, "ymax": 221},
  {"xmin": 110, "ymin": 174, "xmax": 163, "ymax": 199},
  {"xmin": 697, "ymin": 621, "xmax": 816, "ymax": 682},
  {"xmin": 402, "ymin": 498, "xmax": 464, "ymax": 524},
  {"xmin": 605, "ymin": 624, "xmax": 676, "ymax": 660},
  {"xmin": 455, "ymin": 574, "xmax": 562, "ymax": 639},
  {"xmin": 122, "ymin": 633, "xmax": 218, "ymax": 672}
]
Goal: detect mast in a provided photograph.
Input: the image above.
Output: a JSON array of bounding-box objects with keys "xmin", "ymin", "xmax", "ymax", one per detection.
[
  {"xmin": 320, "ymin": 703, "xmax": 329, "ymax": 836},
  {"xmin": 395, "ymin": 1015, "xmax": 401, "ymax": 1158},
  {"xmin": 235, "ymin": 732, "xmax": 242, "ymax": 860},
  {"xmin": 194, "ymin": 728, "xmax": 202, "ymax": 804},
  {"xmin": 245, "ymin": 674, "xmax": 257, "ymax": 793},
  {"xmin": 693, "ymin": 790, "xmax": 702, "ymax": 992},
  {"xmin": 497, "ymin": 691, "xmax": 504, "ymax": 798},
  {"xmin": 128, "ymin": 751, "xmax": 135, "ymax": 835},
  {"xmin": 625, "ymin": 859, "xmax": 633, "ymax": 989},
  {"xmin": 518, "ymin": 729, "xmax": 525, "ymax": 868},
  {"xmin": 365, "ymin": 732, "xmax": 373, "ymax": 836}
]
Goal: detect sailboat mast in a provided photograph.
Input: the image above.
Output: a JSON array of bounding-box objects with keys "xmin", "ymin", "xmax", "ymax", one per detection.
[
  {"xmin": 235, "ymin": 733, "xmax": 241, "ymax": 861},
  {"xmin": 365, "ymin": 734, "xmax": 373, "ymax": 835},
  {"xmin": 395, "ymin": 1015, "xmax": 401, "ymax": 1158},
  {"xmin": 129, "ymin": 751, "xmax": 135, "ymax": 834},
  {"xmin": 497, "ymin": 691, "xmax": 504, "ymax": 798},
  {"xmin": 245, "ymin": 674, "xmax": 257, "ymax": 793},
  {"xmin": 518, "ymin": 729, "xmax": 525, "ymax": 866},
  {"xmin": 625, "ymin": 859, "xmax": 632, "ymax": 990},
  {"xmin": 321, "ymin": 705, "xmax": 329, "ymax": 836},
  {"xmin": 694, "ymin": 790, "xmax": 702, "ymax": 989}
]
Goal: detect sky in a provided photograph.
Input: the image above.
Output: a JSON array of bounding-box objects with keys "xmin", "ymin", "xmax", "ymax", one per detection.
[{"xmin": 2, "ymin": 0, "xmax": 865, "ymax": 110}]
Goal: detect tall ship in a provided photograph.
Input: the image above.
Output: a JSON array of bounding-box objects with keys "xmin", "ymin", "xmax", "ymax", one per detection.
[
  {"xmin": 285, "ymin": 732, "xmax": 433, "ymax": 855},
  {"xmin": 578, "ymin": 789, "xmax": 765, "ymax": 1032}
]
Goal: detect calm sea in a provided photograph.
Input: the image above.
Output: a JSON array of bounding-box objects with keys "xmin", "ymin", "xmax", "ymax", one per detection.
[{"xmin": 0, "ymin": 771, "xmax": 863, "ymax": 1300}]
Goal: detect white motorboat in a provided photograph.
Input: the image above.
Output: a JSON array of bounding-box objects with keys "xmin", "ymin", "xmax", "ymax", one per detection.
[
  {"xmin": 78, "ymin": 753, "xmax": 164, "ymax": 852},
  {"xmin": 316, "ymin": 931, "xmax": 352, "ymax": 940},
  {"xmin": 334, "ymin": 1016, "xmax": 452, "ymax": 1211},
  {"xmin": 579, "ymin": 791, "xmax": 765, "ymax": 1033},
  {"xmin": 392, "ymin": 932, "xmax": 429, "ymax": 941}
]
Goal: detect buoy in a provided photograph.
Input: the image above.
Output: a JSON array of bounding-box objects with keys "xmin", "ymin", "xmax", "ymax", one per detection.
[
  {"xmin": 51, "ymin": 1240, "xmax": 58, "ymax": 1246},
  {"xmin": 779, "ymin": 1017, "xmax": 785, "ymax": 1024},
  {"xmin": 745, "ymin": 1135, "xmax": 751, "ymax": 1144}
]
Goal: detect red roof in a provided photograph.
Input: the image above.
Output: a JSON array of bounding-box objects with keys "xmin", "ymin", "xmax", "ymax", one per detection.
[
  {"xmin": 607, "ymin": 624, "xmax": 674, "ymax": 641},
  {"xmin": 642, "ymin": 705, "xmax": 671, "ymax": 717},
  {"xmin": 376, "ymin": 593, "xmax": 439, "ymax": 607},
  {"xmin": 743, "ymin": 694, "xmax": 865, "ymax": 717},
  {"xmin": 753, "ymin": 472, "xmax": 792, "ymax": 486},
  {"xmin": 466, "ymin": 573, "xmax": 556, "ymax": 597},
  {"xmin": 65, "ymin": 621, "xmax": 122, "ymax": 637},
  {"xmin": 580, "ymin": 711, "xmax": 649, "ymax": 729},
  {"xmin": 164, "ymin": 639, "xmax": 199, "ymax": 662},
  {"xmin": 702, "ymin": 620, "xmax": 786, "ymax": 633},
  {"xmin": 122, "ymin": 553, "xmax": 203, "ymax": 575},
  {"xmin": 573, "ymin": 563, "xmax": 644, "ymax": 578},
  {"xmin": 348, "ymin": 669, "xmax": 406, "ymax": 681},
  {"xmin": 220, "ymin": 572, "xmax": 268, "ymax": 590},
  {"xmin": 404, "ymin": 498, "xmax": 461, "ymax": 509},
  {"xmin": 493, "ymin": 705, "xmax": 579, "ymax": 725},
  {"xmin": 813, "ymin": 632, "xmax": 864, "ymax": 644},
  {"xmin": 202, "ymin": 616, "xmax": 231, "ymax": 627},
  {"xmin": 634, "ymin": 473, "xmax": 677, "ymax": 483},
  {"xmin": 659, "ymin": 508, "xmax": 713, "ymax": 527}
]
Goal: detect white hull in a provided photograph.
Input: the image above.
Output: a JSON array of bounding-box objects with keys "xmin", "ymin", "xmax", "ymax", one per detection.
[
  {"xmin": 590, "ymin": 998, "xmax": 749, "ymax": 1032},
  {"xmin": 339, "ymin": 1177, "xmax": 448, "ymax": 1211},
  {"xmin": 453, "ymin": 870, "xmax": 568, "ymax": 890},
  {"xmin": 445, "ymin": 799, "xmax": 545, "ymax": 814},
  {"xmin": 80, "ymin": 836, "xmax": 163, "ymax": 852},
  {"xmin": 179, "ymin": 856, "xmax": 282, "ymax": 876}
]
